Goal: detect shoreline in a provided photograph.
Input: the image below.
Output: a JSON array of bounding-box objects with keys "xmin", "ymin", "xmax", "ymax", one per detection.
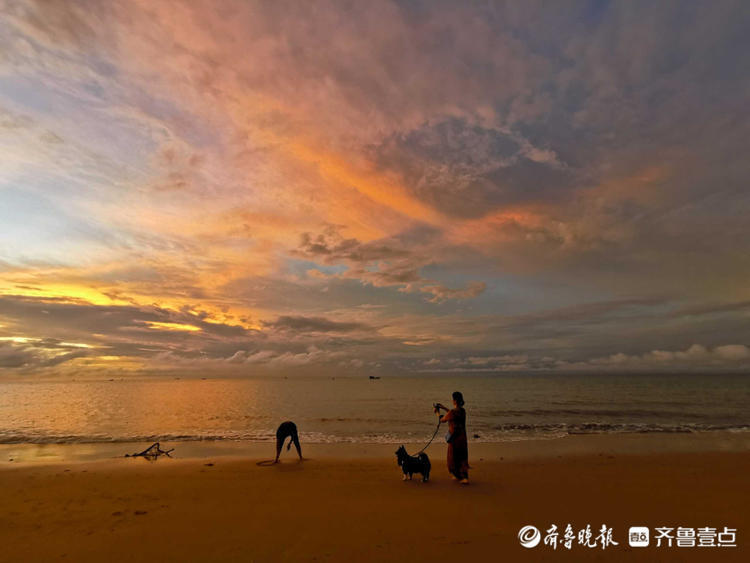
[{"xmin": 2, "ymin": 430, "xmax": 749, "ymax": 467}]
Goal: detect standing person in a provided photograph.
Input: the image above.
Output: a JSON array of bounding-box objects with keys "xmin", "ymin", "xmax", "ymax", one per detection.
[
  {"xmin": 274, "ymin": 421, "xmax": 303, "ymax": 463},
  {"xmin": 434, "ymin": 391, "xmax": 469, "ymax": 484}
]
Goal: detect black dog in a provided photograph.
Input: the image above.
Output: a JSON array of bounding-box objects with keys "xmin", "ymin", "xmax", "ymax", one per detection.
[{"xmin": 395, "ymin": 445, "xmax": 431, "ymax": 482}]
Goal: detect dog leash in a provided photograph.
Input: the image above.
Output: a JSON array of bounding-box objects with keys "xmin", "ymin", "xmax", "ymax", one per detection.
[{"xmin": 415, "ymin": 418, "xmax": 442, "ymax": 454}]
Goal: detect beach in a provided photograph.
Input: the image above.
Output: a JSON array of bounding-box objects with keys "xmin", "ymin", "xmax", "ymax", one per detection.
[{"xmin": 2, "ymin": 433, "xmax": 748, "ymax": 562}]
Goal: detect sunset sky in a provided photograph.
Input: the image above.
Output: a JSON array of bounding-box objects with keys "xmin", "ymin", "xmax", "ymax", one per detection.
[{"xmin": 1, "ymin": 0, "xmax": 749, "ymax": 376}]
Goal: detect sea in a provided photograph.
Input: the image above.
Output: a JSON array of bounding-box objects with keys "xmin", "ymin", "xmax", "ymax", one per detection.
[{"xmin": 1, "ymin": 373, "xmax": 749, "ymax": 446}]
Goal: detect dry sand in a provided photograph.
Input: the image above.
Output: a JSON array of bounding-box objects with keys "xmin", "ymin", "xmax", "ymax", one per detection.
[{"xmin": 1, "ymin": 434, "xmax": 748, "ymax": 562}]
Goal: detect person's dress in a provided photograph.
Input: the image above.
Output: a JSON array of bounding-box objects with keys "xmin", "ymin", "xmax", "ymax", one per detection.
[{"xmin": 443, "ymin": 407, "xmax": 469, "ymax": 479}]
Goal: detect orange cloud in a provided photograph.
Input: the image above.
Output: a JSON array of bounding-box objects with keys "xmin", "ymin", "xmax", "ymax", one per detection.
[{"xmin": 143, "ymin": 321, "xmax": 201, "ymax": 332}]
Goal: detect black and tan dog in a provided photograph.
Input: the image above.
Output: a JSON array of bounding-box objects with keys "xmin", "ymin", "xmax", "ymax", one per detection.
[{"xmin": 395, "ymin": 445, "xmax": 431, "ymax": 482}]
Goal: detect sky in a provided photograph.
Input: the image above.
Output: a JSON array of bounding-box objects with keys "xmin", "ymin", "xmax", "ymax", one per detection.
[{"xmin": 1, "ymin": 0, "xmax": 749, "ymax": 376}]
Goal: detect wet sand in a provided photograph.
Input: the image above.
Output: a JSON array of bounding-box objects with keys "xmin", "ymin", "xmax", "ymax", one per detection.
[{"xmin": 1, "ymin": 434, "xmax": 748, "ymax": 562}]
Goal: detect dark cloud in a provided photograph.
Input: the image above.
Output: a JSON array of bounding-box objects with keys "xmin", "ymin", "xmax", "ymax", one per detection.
[
  {"xmin": 418, "ymin": 343, "xmax": 750, "ymax": 373},
  {"xmin": 0, "ymin": 341, "xmax": 37, "ymax": 368},
  {"xmin": 668, "ymin": 301, "xmax": 750, "ymax": 319},
  {"xmin": 1, "ymin": 290, "xmax": 748, "ymax": 375},
  {"xmin": 0, "ymin": 294, "xmax": 390, "ymax": 372},
  {"xmin": 295, "ymin": 226, "xmax": 486, "ymax": 302},
  {"xmin": 0, "ymin": 295, "xmax": 254, "ymax": 365},
  {"xmin": 371, "ymin": 117, "xmax": 575, "ymax": 218},
  {"xmin": 417, "ymin": 282, "xmax": 486, "ymax": 304},
  {"xmin": 494, "ymin": 297, "xmax": 669, "ymax": 330},
  {"xmin": 0, "ymin": 339, "xmax": 90, "ymax": 368},
  {"xmin": 297, "ymin": 227, "xmax": 412, "ymax": 264},
  {"xmin": 264, "ymin": 316, "xmax": 372, "ymax": 334}
]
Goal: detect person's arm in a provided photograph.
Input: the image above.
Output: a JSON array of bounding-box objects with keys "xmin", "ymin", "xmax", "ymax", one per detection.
[{"xmin": 440, "ymin": 409, "xmax": 454, "ymax": 424}]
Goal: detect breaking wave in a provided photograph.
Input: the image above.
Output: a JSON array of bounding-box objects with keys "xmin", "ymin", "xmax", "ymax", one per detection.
[{"xmin": 1, "ymin": 424, "xmax": 748, "ymax": 445}]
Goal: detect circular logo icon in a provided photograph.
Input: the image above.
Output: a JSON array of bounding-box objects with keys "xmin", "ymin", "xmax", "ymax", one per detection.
[{"xmin": 518, "ymin": 525, "xmax": 541, "ymax": 548}]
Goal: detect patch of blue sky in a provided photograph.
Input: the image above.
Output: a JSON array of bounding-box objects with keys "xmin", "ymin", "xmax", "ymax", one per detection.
[
  {"xmin": 418, "ymin": 263, "xmax": 614, "ymax": 316},
  {"xmin": 1, "ymin": 23, "xmax": 198, "ymax": 159},
  {"xmin": 581, "ymin": 0, "xmax": 612, "ymax": 26},
  {"xmin": 0, "ymin": 76, "xmax": 57, "ymax": 115},
  {"xmin": 0, "ymin": 184, "xmax": 122, "ymax": 266},
  {"xmin": 0, "ymin": 76, "xmax": 159, "ymax": 184},
  {"xmin": 284, "ymin": 259, "xmax": 348, "ymax": 279},
  {"xmin": 325, "ymin": 278, "xmax": 434, "ymax": 314}
]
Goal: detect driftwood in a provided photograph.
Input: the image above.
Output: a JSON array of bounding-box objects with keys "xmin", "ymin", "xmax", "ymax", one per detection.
[{"xmin": 125, "ymin": 442, "xmax": 174, "ymax": 459}]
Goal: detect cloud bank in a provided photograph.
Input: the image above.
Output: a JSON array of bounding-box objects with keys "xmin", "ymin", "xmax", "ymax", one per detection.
[{"xmin": 1, "ymin": 1, "xmax": 749, "ymax": 375}]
